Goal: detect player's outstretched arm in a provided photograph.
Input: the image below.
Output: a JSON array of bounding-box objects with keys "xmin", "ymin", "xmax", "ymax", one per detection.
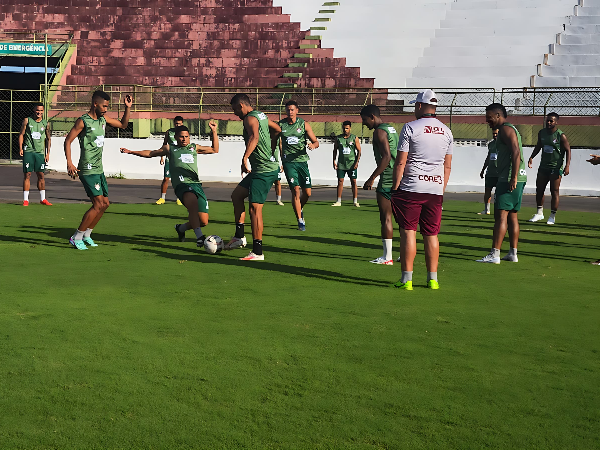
[
  {"xmin": 561, "ymin": 133, "xmax": 571, "ymax": 176},
  {"xmin": 64, "ymin": 118, "xmax": 84, "ymax": 178},
  {"xmin": 354, "ymin": 136, "xmax": 362, "ymax": 169},
  {"xmin": 528, "ymin": 131, "xmax": 543, "ymax": 168},
  {"xmin": 18, "ymin": 117, "xmax": 27, "ymax": 157},
  {"xmin": 305, "ymin": 123, "xmax": 319, "ymax": 150},
  {"xmin": 364, "ymin": 128, "xmax": 391, "ymax": 190},
  {"xmin": 105, "ymin": 94, "xmax": 132, "ymax": 129},
  {"xmin": 587, "ymin": 154, "xmax": 600, "ymax": 165},
  {"xmin": 45, "ymin": 121, "xmax": 52, "ymax": 163},
  {"xmin": 120, "ymin": 144, "xmax": 169, "ymax": 158},
  {"xmin": 196, "ymin": 120, "xmax": 219, "ymax": 154}
]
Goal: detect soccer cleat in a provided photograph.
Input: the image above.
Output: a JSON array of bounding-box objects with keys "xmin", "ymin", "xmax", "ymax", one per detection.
[
  {"xmin": 175, "ymin": 224, "xmax": 186, "ymax": 242},
  {"xmin": 23, "ymin": 200, "xmax": 29, "ymax": 206},
  {"xmin": 476, "ymin": 252, "xmax": 500, "ymax": 264},
  {"xmin": 354, "ymin": 202, "xmax": 360, "ymax": 208},
  {"xmin": 477, "ymin": 210, "xmax": 490, "ymax": 215},
  {"xmin": 301, "ymin": 210, "xmax": 304, "ymax": 221},
  {"xmin": 196, "ymin": 236, "xmax": 205, "ymax": 247},
  {"xmin": 331, "ymin": 202, "xmax": 341, "ymax": 207},
  {"xmin": 176, "ymin": 199, "xmax": 183, "ymax": 206},
  {"xmin": 393, "ymin": 280, "xmax": 413, "ymax": 290},
  {"xmin": 239, "ymin": 252, "xmax": 264, "ymax": 261},
  {"xmin": 547, "ymin": 216, "xmax": 555, "ymax": 225},
  {"xmin": 370, "ymin": 257, "xmax": 393, "ymax": 265},
  {"xmin": 40, "ymin": 199, "xmax": 52, "ymax": 206},
  {"xmin": 396, "ymin": 256, "xmax": 402, "ymax": 263},
  {"xmin": 298, "ymin": 221, "xmax": 306, "ymax": 231},
  {"xmin": 276, "ymin": 200, "xmax": 285, "ymax": 206},
  {"xmin": 83, "ymin": 237, "xmax": 98, "ymax": 247},
  {"xmin": 224, "ymin": 236, "xmax": 247, "ymax": 250},
  {"xmin": 155, "ymin": 198, "xmax": 165, "ymax": 205},
  {"xmin": 590, "ymin": 260, "xmax": 600, "ymax": 266},
  {"xmin": 69, "ymin": 237, "xmax": 87, "ymax": 250},
  {"xmin": 501, "ymin": 253, "xmax": 518, "ymax": 262},
  {"xmin": 528, "ymin": 213, "xmax": 544, "ymax": 222},
  {"xmin": 427, "ymin": 280, "xmax": 440, "ymax": 290}
]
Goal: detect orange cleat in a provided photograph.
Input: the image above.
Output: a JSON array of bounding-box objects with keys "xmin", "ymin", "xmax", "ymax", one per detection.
[
  {"xmin": 40, "ymin": 199, "xmax": 53, "ymax": 206},
  {"xmin": 23, "ymin": 200, "xmax": 29, "ymax": 206}
]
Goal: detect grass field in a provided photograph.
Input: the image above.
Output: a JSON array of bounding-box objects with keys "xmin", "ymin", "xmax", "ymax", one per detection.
[{"xmin": 1, "ymin": 199, "xmax": 599, "ymax": 449}]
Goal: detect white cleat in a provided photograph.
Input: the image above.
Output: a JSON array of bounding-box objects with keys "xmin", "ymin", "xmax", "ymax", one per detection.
[
  {"xmin": 396, "ymin": 256, "xmax": 401, "ymax": 263},
  {"xmin": 276, "ymin": 200, "xmax": 285, "ymax": 206},
  {"xmin": 501, "ymin": 253, "xmax": 519, "ymax": 262},
  {"xmin": 528, "ymin": 214, "xmax": 544, "ymax": 222},
  {"xmin": 369, "ymin": 256, "xmax": 393, "ymax": 265},
  {"xmin": 224, "ymin": 236, "xmax": 247, "ymax": 250},
  {"xmin": 477, "ymin": 210, "xmax": 490, "ymax": 215},
  {"xmin": 547, "ymin": 216, "xmax": 555, "ymax": 225},
  {"xmin": 353, "ymin": 202, "xmax": 360, "ymax": 208},
  {"xmin": 239, "ymin": 252, "xmax": 264, "ymax": 261},
  {"xmin": 476, "ymin": 252, "xmax": 500, "ymax": 264},
  {"xmin": 331, "ymin": 202, "xmax": 341, "ymax": 207}
]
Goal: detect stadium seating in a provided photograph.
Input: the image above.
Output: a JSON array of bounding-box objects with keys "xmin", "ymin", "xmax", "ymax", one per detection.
[{"xmin": 0, "ymin": 0, "xmax": 374, "ymax": 88}]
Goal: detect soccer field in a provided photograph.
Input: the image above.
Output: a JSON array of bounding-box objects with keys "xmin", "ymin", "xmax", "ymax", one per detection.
[{"xmin": 1, "ymin": 200, "xmax": 599, "ymax": 448}]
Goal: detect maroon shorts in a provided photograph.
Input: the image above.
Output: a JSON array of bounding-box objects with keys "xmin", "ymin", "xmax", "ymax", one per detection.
[{"xmin": 391, "ymin": 190, "xmax": 443, "ymax": 236}]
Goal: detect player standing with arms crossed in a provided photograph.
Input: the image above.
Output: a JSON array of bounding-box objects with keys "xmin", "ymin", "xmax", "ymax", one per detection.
[
  {"xmin": 477, "ymin": 128, "xmax": 499, "ymax": 215},
  {"xmin": 527, "ymin": 112, "xmax": 571, "ymax": 225},
  {"xmin": 225, "ymin": 94, "xmax": 282, "ymax": 260},
  {"xmin": 156, "ymin": 115, "xmax": 184, "ymax": 205},
  {"xmin": 360, "ymin": 104, "xmax": 398, "ymax": 265},
  {"xmin": 64, "ymin": 90, "xmax": 132, "ymax": 250},
  {"xmin": 391, "ymin": 90, "xmax": 453, "ymax": 290},
  {"xmin": 278, "ymin": 100, "xmax": 320, "ymax": 231},
  {"xmin": 120, "ymin": 123, "xmax": 219, "ymax": 246},
  {"xmin": 19, "ymin": 102, "xmax": 52, "ymax": 206},
  {"xmin": 332, "ymin": 120, "xmax": 361, "ymax": 207},
  {"xmin": 476, "ymin": 103, "xmax": 527, "ymax": 264}
]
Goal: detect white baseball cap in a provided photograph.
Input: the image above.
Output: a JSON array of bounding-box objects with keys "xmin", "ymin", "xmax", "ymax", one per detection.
[{"xmin": 409, "ymin": 89, "xmax": 438, "ymax": 106}]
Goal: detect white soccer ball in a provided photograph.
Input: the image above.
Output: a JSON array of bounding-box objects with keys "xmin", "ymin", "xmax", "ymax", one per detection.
[{"xmin": 204, "ymin": 235, "xmax": 224, "ymax": 254}]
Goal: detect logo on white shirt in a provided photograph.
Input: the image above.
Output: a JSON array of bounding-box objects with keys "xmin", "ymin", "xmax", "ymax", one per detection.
[{"xmin": 424, "ymin": 126, "xmax": 445, "ymax": 135}]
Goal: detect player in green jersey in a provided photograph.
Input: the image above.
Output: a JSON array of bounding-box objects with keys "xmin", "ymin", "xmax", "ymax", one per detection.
[
  {"xmin": 18, "ymin": 102, "xmax": 52, "ymax": 206},
  {"xmin": 360, "ymin": 104, "xmax": 399, "ymax": 265},
  {"xmin": 226, "ymin": 93, "xmax": 282, "ymax": 261},
  {"xmin": 527, "ymin": 112, "xmax": 571, "ymax": 225},
  {"xmin": 477, "ymin": 103, "xmax": 527, "ymax": 264},
  {"xmin": 478, "ymin": 128, "xmax": 499, "ymax": 215},
  {"xmin": 332, "ymin": 120, "xmax": 361, "ymax": 207},
  {"xmin": 121, "ymin": 123, "xmax": 219, "ymax": 246},
  {"xmin": 64, "ymin": 90, "xmax": 132, "ymax": 250},
  {"xmin": 278, "ymin": 100, "xmax": 320, "ymax": 231},
  {"xmin": 156, "ymin": 115, "xmax": 184, "ymax": 205}
]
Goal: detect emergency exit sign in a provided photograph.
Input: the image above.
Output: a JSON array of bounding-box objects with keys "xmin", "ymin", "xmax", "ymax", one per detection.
[{"xmin": 0, "ymin": 43, "xmax": 52, "ymax": 56}]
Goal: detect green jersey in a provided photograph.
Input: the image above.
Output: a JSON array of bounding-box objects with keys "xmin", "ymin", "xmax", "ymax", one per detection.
[
  {"xmin": 539, "ymin": 128, "xmax": 565, "ymax": 170},
  {"xmin": 164, "ymin": 128, "xmax": 178, "ymax": 163},
  {"xmin": 169, "ymin": 143, "xmax": 201, "ymax": 191},
  {"xmin": 23, "ymin": 117, "xmax": 48, "ymax": 154},
  {"xmin": 372, "ymin": 123, "xmax": 398, "ymax": 189},
  {"xmin": 279, "ymin": 117, "xmax": 308, "ymax": 163},
  {"xmin": 77, "ymin": 114, "xmax": 106, "ymax": 175},
  {"xmin": 496, "ymin": 123, "xmax": 527, "ymax": 183},
  {"xmin": 485, "ymin": 139, "xmax": 498, "ymax": 178},
  {"xmin": 244, "ymin": 110, "xmax": 278, "ymax": 173},
  {"xmin": 336, "ymin": 133, "xmax": 358, "ymax": 170}
]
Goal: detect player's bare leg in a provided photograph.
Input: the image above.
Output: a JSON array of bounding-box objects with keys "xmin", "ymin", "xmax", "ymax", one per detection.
[
  {"xmin": 530, "ymin": 172, "xmax": 549, "ymax": 222},
  {"xmin": 500, "ymin": 211, "xmax": 520, "ymax": 262},
  {"xmin": 177, "ymin": 191, "xmax": 207, "ymax": 246},
  {"xmin": 351, "ymin": 178, "xmax": 359, "ymax": 207},
  {"xmin": 157, "ymin": 176, "xmax": 169, "ymax": 204},
  {"xmin": 291, "ymin": 185, "xmax": 303, "ymax": 220},
  {"xmin": 547, "ymin": 175, "xmax": 561, "ymax": 224},
  {"xmin": 371, "ymin": 193, "xmax": 394, "ymax": 265},
  {"xmin": 70, "ymin": 195, "xmax": 108, "ymax": 249},
  {"xmin": 399, "ymin": 228, "xmax": 417, "ymax": 272},
  {"xmin": 23, "ymin": 172, "xmax": 31, "ymax": 205},
  {"xmin": 492, "ymin": 208, "xmax": 509, "ymax": 250},
  {"xmin": 240, "ymin": 202, "xmax": 265, "ymax": 260},
  {"xmin": 423, "ymin": 234, "xmax": 440, "ymax": 288},
  {"xmin": 274, "ymin": 180, "xmax": 284, "ymax": 205},
  {"xmin": 478, "ymin": 186, "xmax": 492, "ymax": 214},
  {"xmin": 336, "ymin": 178, "xmax": 344, "ymax": 202},
  {"xmin": 225, "ymin": 185, "xmax": 248, "ymax": 249},
  {"xmin": 36, "ymin": 171, "xmax": 51, "ymax": 205}
]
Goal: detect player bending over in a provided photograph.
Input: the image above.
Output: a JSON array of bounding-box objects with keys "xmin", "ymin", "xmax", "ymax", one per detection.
[
  {"xmin": 478, "ymin": 128, "xmax": 499, "ymax": 215},
  {"xmin": 332, "ymin": 120, "xmax": 361, "ymax": 207},
  {"xmin": 527, "ymin": 112, "xmax": 571, "ymax": 225},
  {"xmin": 64, "ymin": 90, "xmax": 132, "ymax": 250},
  {"xmin": 156, "ymin": 115, "xmax": 184, "ymax": 205},
  {"xmin": 360, "ymin": 104, "xmax": 398, "ymax": 265},
  {"xmin": 225, "ymin": 93, "xmax": 282, "ymax": 260}
]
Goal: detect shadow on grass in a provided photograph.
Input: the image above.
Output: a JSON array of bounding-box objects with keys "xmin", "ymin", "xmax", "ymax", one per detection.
[{"xmin": 270, "ymin": 233, "xmax": 381, "ymax": 251}]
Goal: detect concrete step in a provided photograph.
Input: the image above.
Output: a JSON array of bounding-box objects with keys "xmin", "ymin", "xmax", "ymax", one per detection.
[
  {"xmin": 412, "ymin": 65, "xmax": 535, "ymax": 78},
  {"xmin": 575, "ymin": 6, "xmax": 600, "ymax": 15},
  {"xmin": 564, "ymin": 24, "xmax": 600, "ymax": 33},
  {"xmin": 406, "ymin": 76, "xmax": 530, "ymax": 88},
  {"xmin": 451, "ymin": 0, "xmax": 574, "ymax": 10},
  {"xmin": 538, "ymin": 63, "xmax": 600, "ymax": 77},
  {"xmin": 427, "ymin": 36, "xmax": 552, "ymax": 49},
  {"xmin": 533, "ymin": 75, "xmax": 600, "ymax": 87},
  {"xmin": 445, "ymin": 8, "xmax": 571, "ymax": 20},
  {"xmin": 441, "ymin": 16, "xmax": 568, "ymax": 28},
  {"xmin": 581, "ymin": 0, "xmax": 600, "ymax": 6},
  {"xmin": 546, "ymin": 53, "xmax": 600, "ymax": 65},
  {"xmin": 435, "ymin": 25, "xmax": 561, "ymax": 37},
  {"xmin": 552, "ymin": 43, "xmax": 600, "ymax": 53},
  {"xmin": 558, "ymin": 33, "xmax": 600, "ymax": 44},
  {"xmin": 418, "ymin": 54, "xmax": 542, "ymax": 67},
  {"xmin": 569, "ymin": 15, "xmax": 600, "ymax": 24}
]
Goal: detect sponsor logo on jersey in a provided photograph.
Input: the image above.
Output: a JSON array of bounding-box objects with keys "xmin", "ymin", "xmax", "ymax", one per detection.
[
  {"xmin": 388, "ymin": 127, "xmax": 397, "ymax": 134},
  {"xmin": 418, "ymin": 174, "xmax": 443, "ymax": 185},
  {"xmin": 179, "ymin": 153, "xmax": 194, "ymax": 164},
  {"xmin": 257, "ymin": 113, "xmax": 267, "ymax": 120},
  {"xmin": 297, "ymin": 128, "xmax": 302, "ymax": 133},
  {"xmin": 424, "ymin": 126, "xmax": 445, "ymax": 135},
  {"xmin": 286, "ymin": 136, "xmax": 300, "ymax": 145}
]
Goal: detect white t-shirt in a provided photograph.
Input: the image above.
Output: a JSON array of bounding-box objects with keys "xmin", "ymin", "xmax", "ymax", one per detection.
[{"xmin": 398, "ymin": 117, "xmax": 453, "ymax": 196}]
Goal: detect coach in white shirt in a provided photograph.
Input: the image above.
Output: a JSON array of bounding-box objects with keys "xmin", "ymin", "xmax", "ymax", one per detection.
[{"xmin": 391, "ymin": 90, "xmax": 453, "ymax": 290}]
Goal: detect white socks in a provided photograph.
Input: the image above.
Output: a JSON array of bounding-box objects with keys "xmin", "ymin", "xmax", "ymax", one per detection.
[
  {"xmin": 427, "ymin": 272, "xmax": 438, "ymax": 282},
  {"xmin": 161, "ymin": 193, "xmax": 166, "ymax": 200},
  {"xmin": 537, "ymin": 206, "xmax": 543, "ymax": 215},
  {"xmin": 337, "ymin": 197, "xmax": 342, "ymax": 203},
  {"xmin": 40, "ymin": 190, "xmax": 46, "ymax": 201},
  {"xmin": 401, "ymin": 271, "xmax": 413, "ymax": 283},
  {"xmin": 507, "ymin": 248, "xmax": 517, "ymax": 256},
  {"xmin": 491, "ymin": 248, "xmax": 500, "ymax": 258},
  {"xmin": 484, "ymin": 203, "xmax": 490, "ymax": 213},
  {"xmin": 84, "ymin": 228, "xmax": 93, "ymax": 238},
  {"xmin": 194, "ymin": 227, "xmax": 203, "ymax": 239},
  {"xmin": 277, "ymin": 195, "xmax": 282, "ymax": 202},
  {"xmin": 73, "ymin": 229, "xmax": 85, "ymax": 240},
  {"xmin": 382, "ymin": 239, "xmax": 393, "ymax": 261},
  {"xmin": 353, "ymin": 198, "xmax": 358, "ymax": 204},
  {"xmin": 24, "ymin": 191, "xmax": 30, "ymax": 201}
]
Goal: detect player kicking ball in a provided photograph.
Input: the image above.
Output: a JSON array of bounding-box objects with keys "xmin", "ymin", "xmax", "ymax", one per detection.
[
  {"xmin": 120, "ymin": 123, "xmax": 219, "ymax": 246},
  {"xmin": 527, "ymin": 112, "xmax": 571, "ymax": 225},
  {"xmin": 225, "ymin": 93, "xmax": 281, "ymax": 260},
  {"xmin": 156, "ymin": 115, "xmax": 184, "ymax": 206},
  {"xmin": 64, "ymin": 90, "xmax": 132, "ymax": 250}
]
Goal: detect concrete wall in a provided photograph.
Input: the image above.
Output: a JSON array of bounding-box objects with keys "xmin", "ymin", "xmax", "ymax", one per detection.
[{"xmin": 47, "ymin": 137, "xmax": 600, "ymax": 196}]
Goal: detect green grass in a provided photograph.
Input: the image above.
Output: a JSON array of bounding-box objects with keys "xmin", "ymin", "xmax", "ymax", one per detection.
[{"xmin": 0, "ymin": 200, "xmax": 599, "ymax": 449}]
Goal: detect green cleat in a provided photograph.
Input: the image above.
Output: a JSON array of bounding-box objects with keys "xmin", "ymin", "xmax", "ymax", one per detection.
[
  {"xmin": 83, "ymin": 237, "xmax": 98, "ymax": 247},
  {"xmin": 393, "ymin": 280, "xmax": 413, "ymax": 290},
  {"xmin": 69, "ymin": 237, "xmax": 87, "ymax": 250},
  {"xmin": 427, "ymin": 280, "xmax": 440, "ymax": 290}
]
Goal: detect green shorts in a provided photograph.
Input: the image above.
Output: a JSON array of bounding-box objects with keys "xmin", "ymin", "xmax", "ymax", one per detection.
[
  {"xmin": 23, "ymin": 152, "xmax": 46, "ymax": 173},
  {"xmin": 485, "ymin": 176, "xmax": 499, "ymax": 189},
  {"xmin": 80, "ymin": 173, "xmax": 109, "ymax": 198},
  {"xmin": 376, "ymin": 186, "xmax": 392, "ymax": 201},
  {"xmin": 174, "ymin": 183, "xmax": 209, "ymax": 213},
  {"xmin": 538, "ymin": 167, "xmax": 563, "ymax": 178},
  {"xmin": 283, "ymin": 161, "xmax": 311, "ymax": 189},
  {"xmin": 238, "ymin": 170, "xmax": 280, "ymax": 204},
  {"xmin": 495, "ymin": 181, "xmax": 525, "ymax": 212},
  {"xmin": 164, "ymin": 159, "xmax": 170, "ymax": 178},
  {"xmin": 337, "ymin": 168, "xmax": 357, "ymax": 180}
]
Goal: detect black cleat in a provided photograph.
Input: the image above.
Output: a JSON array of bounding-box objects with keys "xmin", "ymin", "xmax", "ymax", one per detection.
[
  {"xmin": 196, "ymin": 236, "xmax": 205, "ymax": 247},
  {"xmin": 175, "ymin": 224, "xmax": 185, "ymax": 242}
]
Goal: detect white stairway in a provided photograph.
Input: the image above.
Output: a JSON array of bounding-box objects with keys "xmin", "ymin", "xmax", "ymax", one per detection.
[
  {"xmin": 406, "ymin": 0, "xmax": 577, "ymax": 88},
  {"xmin": 533, "ymin": 0, "xmax": 600, "ymax": 86}
]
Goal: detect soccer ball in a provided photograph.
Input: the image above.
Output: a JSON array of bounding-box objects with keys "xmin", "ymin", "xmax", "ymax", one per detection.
[{"xmin": 204, "ymin": 235, "xmax": 224, "ymax": 254}]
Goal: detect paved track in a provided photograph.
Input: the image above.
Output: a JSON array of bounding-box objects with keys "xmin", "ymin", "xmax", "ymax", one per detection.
[{"xmin": 1, "ymin": 165, "xmax": 598, "ymax": 212}]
